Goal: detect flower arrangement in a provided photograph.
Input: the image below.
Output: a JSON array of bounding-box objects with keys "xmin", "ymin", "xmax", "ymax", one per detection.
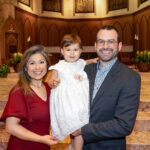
[
  {"xmin": 13, "ymin": 52, "xmax": 23, "ymax": 64},
  {"xmin": 135, "ymin": 50, "xmax": 150, "ymax": 64},
  {"xmin": 135, "ymin": 50, "xmax": 150, "ymax": 72},
  {"xmin": 9, "ymin": 52, "xmax": 23, "ymax": 65},
  {"xmin": 0, "ymin": 64, "xmax": 10, "ymax": 77},
  {"xmin": 9, "ymin": 52, "xmax": 23, "ymax": 72}
]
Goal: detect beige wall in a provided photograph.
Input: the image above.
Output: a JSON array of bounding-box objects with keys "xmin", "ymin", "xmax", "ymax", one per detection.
[
  {"xmin": 16, "ymin": 0, "xmax": 150, "ymax": 19},
  {"xmin": 0, "ymin": 0, "xmax": 150, "ymax": 64}
]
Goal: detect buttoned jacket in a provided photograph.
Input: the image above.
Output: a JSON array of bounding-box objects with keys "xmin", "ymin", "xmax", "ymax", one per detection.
[{"xmin": 82, "ymin": 60, "xmax": 141, "ymax": 150}]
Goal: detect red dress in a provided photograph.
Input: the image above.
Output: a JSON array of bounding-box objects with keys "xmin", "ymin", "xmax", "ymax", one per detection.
[{"xmin": 0, "ymin": 82, "xmax": 51, "ymax": 150}]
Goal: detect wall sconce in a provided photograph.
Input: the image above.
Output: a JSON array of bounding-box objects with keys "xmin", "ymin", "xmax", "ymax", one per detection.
[
  {"xmin": 134, "ymin": 34, "xmax": 139, "ymax": 40},
  {"xmin": 27, "ymin": 36, "xmax": 31, "ymax": 42},
  {"xmin": 27, "ymin": 36, "xmax": 31, "ymax": 47}
]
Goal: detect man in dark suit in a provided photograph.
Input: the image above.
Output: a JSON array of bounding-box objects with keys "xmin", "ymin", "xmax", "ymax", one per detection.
[{"xmin": 72, "ymin": 25, "xmax": 141, "ymax": 150}]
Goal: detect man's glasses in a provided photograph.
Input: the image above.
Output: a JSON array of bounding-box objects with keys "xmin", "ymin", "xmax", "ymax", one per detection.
[{"xmin": 96, "ymin": 39, "xmax": 118, "ymax": 47}]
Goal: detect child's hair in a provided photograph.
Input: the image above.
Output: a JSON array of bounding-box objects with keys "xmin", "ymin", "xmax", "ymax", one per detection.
[{"xmin": 60, "ymin": 34, "xmax": 83, "ymax": 49}]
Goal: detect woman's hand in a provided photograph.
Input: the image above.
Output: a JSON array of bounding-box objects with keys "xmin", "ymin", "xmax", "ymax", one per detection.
[
  {"xmin": 40, "ymin": 135, "xmax": 59, "ymax": 146},
  {"xmin": 5, "ymin": 117, "xmax": 58, "ymax": 146}
]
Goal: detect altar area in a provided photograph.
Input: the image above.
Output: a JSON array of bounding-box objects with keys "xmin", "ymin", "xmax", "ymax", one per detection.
[{"xmin": 0, "ymin": 66, "xmax": 150, "ymax": 150}]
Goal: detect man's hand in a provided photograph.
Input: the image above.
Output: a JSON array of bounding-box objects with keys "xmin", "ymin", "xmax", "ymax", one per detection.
[
  {"xmin": 86, "ymin": 57, "xmax": 99, "ymax": 65},
  {"xmin": 71, "ymin": 129, "xmax": 82, "ymax": 137}
]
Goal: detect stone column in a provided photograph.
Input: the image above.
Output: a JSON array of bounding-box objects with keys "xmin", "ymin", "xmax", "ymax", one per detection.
[
  {"xmin": 0, "ymin": 3, "xmax": 3, "ymax": 65},
  {"xmin": 0, "ymin": 0, "xmax": 16, "ymax": 64}
]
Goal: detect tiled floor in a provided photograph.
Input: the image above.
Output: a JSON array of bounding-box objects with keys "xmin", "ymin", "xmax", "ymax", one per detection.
[
  {"xmin": 0, "ymin": 67, "xmax": 150, "ymax": 150},
  {"xmin": 126, "ymin": 71, "xmax": 150, "ymax": 149}
]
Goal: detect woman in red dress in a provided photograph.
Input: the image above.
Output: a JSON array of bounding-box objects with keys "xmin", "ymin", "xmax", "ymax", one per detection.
[{"xmin": 0, "ymin": 45, "xmax": 58, "ymax": 150}]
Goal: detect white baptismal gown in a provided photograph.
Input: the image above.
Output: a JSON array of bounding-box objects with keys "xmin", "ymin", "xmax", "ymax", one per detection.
[{"xmin": 49, "ymin": 59, "xmax": 89, "ymax": 140}]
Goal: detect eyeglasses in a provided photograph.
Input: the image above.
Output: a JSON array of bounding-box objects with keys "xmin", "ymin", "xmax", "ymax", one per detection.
[{"xmin": 96, "ymin": 39, "xmax": 118, "ymax": 47}]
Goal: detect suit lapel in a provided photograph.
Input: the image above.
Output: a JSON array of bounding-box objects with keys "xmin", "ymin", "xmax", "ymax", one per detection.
[
  {"xmin": 91, "ymin": 60, "xmax": 121, "ymax": 106},
  {"xmin": 89, "ymin": 64, "xmax": 97, "ymax": 104}
]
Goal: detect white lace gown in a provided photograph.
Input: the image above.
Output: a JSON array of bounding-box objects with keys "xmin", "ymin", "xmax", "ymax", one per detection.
[{"xmin": 49, "ymin": 59, "xmax": 89, "ymax": 140}]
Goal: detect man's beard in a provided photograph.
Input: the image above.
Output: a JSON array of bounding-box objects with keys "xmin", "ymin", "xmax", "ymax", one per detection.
[{"xmin": 97, "ymin": 48, "xmax": 118, "ymax": 62}]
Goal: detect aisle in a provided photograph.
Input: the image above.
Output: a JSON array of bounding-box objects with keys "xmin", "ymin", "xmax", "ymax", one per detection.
[
  {"xmin": 0, "ymin": 73, "xmax": 19, "ymax": 150},
  {"xmin": 126, "ymin": 72, "xmax": 150, "ymax": 149}
]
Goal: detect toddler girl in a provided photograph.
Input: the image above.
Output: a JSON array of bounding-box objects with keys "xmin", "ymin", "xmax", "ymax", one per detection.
[{"xmin": 48, "ymin": 34, "xmax": 90, "ymax": 150}]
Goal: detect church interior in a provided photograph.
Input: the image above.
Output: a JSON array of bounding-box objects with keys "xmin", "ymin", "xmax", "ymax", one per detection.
[{"xmin": 0, "ymin": 0, "xmax": 150, "ymax": 150}]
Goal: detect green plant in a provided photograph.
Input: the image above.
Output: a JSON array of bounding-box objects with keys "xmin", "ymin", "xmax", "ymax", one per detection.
[
  {"xmin": 135, "ymin": 50, "xmax": 150, "ymax": 64},
  {"xmin": 8, "ymin": 52, "xmax": 22, "ymax": 72},
  {"xmin": 0, "ymin": 64, "xmax": 10, "ymax": 77},
  {"xmin": 8, "ymin": 52, "xmax": 23, "ymax": 66},
  {"xmin": 135, "ymin": 50, "xmax": 150, "ymax": 72},
  {"xmin": 13, "ymin": 52, "xmax": 23, "ymax": 64},
  {"xmin": 148, "ymin": 51, "xmax": 150, "ymax": 62}
]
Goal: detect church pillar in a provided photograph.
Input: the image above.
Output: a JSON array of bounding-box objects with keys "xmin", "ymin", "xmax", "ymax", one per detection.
[{"xmin": 0, "ymin": 0, "xmax": 16, "ymax": 64}]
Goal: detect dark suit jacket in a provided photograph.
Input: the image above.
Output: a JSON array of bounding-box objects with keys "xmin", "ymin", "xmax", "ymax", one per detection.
[{"xmin": 82, "ymin": 60, "xmax": 141, "ymax": 150}]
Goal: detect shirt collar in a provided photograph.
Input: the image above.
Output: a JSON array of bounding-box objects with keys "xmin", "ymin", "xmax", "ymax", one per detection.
[{"xmin": 97, "ymin": 58, "xmax": 118, "ymax": 71}]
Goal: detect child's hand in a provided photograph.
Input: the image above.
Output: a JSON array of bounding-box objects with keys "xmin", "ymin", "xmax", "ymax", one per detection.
[
  {"xmin": 74, "ymin": 74, "xmax": 83, "ymax": 81},
  {"xmin": 48, "ymin": 78, "xmax": 60, "ymax": 88},
  {"xmin": 71, "ymin": 129, "xmax": 82, "ymax": 137},
  {"xmin": 48, "ymin": 69, "xmax": 60, "ymax": 88}
]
